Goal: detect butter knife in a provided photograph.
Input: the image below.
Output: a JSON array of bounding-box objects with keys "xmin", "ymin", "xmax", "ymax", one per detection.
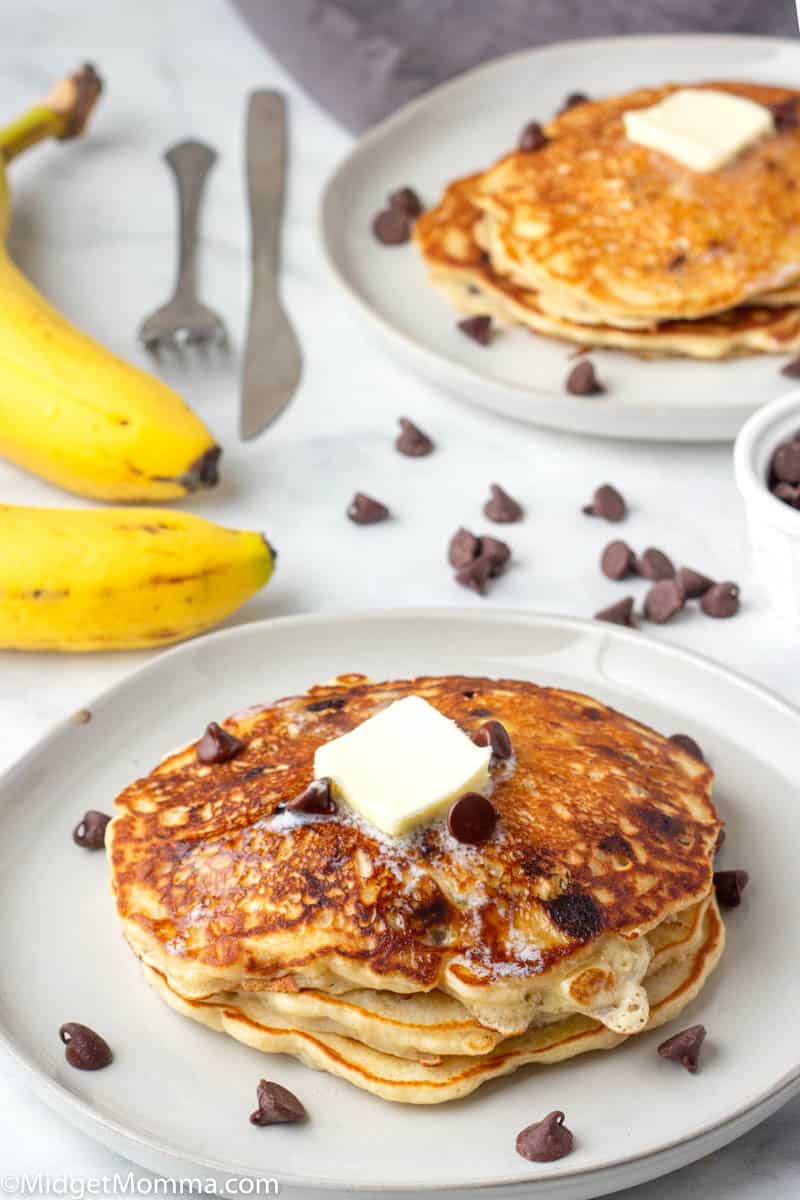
[{"xmin": 241, "ymin": 90, "xmax": 302, "ymax": 440}]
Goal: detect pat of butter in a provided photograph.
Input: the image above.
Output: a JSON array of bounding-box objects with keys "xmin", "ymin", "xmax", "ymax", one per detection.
[
  {"xmin": 623, "ymin": 88, "xmax": 774, "ymax": 172},
  {"xmin": 314, "ymin": 695, "xmax": 491, "ymax": 837}
]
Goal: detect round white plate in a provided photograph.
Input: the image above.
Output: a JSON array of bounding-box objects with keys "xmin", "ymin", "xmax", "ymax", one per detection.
[
  {"xmin": 0, "ymin": 609, "xmax": 796, "ymax": 1199},
  {"xmin": 320, "ymin": 35, "xmax": 800, "ymax": 443}
]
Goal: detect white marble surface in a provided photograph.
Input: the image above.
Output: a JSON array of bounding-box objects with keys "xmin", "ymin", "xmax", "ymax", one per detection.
[{"xmin": 0, "ymin": 1, "xmax": 798, "ymax": 1196}]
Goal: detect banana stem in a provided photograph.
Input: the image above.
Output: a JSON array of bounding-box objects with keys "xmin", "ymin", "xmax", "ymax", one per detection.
[{"xmin": 0, "ymin": 64, "xmax": 102, "ymax": 164}]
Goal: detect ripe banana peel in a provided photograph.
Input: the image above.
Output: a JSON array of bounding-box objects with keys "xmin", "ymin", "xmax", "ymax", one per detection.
[
  {"xmin": 0, "ymin": 66, "xmax": 221, "ymax": 501},
  {"xmin": 0, "ymin": 505, "xmax": 275, "ymax": 651}
]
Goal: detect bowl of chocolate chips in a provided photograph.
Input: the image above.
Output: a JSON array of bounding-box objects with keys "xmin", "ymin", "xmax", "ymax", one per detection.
[{"xmin": 735, "ymin": 389, "xmax": 800, "ymax": 619}]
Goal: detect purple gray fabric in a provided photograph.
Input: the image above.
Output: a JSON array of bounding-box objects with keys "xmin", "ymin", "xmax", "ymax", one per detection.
[{"xmin": 229, "ymin": 0, "xmax": 797, "ymax": 133}]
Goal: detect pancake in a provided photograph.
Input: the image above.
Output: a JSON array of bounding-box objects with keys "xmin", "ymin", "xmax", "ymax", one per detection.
[
  {"xmin": 460, "ymin": 81, "xmax": 800, "ymax": 326},
  {"xmin": 142, "ymin": 895, "xmax": 724, "ymax": 1104},
  {"xmin": 109, "ymin": 675, "xmax": 721, "ymax": 1047},
  {"xmin": 414, "ymin": 178, "xmax": 800, "ymax": 358}
]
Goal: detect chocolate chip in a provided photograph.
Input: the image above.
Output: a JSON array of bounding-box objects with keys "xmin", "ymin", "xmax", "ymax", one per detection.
[
  {"xmin": 559, "ymin": 92, "xmax": 590, "ymax": 113},
  {"xmin": 371, "ymin": 207, "xmax": 410, "ymax": 245},
  {"xmin": 285, "ymin": 778, "xmax": 337, "ymax": 815},
  {"xmin": 668, "ymin": 253, "xmax": 687, "ymax": 270},
  {"xmin": 545, "ymin": 889, "xmax": 604, "ymax": 938},
  {"xmin": 583, "ymin": 484, "xmax": 626, "ymax": 522},
  {"xmin": 347, "ymin": 492, "xmax": 390, "ymax": 524},
  {"xmin": 594, "ymin": 596, "xmax": 637, "ymax": 628},
  {"xmin": 306, "ymin": 697, "xmax": 346, "ymax": 712},
  {"xmin": 197, "ymin": 722, "xmax": 245, "ymax": 765},
  {"xmin": 676, "ymin": 567, "xmax": 714, "ymax": 598},
  {"xmin": 483, "ymin": 483, "xmax": 523, "ymax": 524},
  {"xmin": 516, "ymin": 1111, "xmax": 574, "ymax": 1163},
  {"xmin": 714, "ymin": 868, "xmax": 749, "ymax": 907},
  {"xmin": 669, "ymin": 733, "xmax": 704, "ymax": 762},
  {"xmin": 657, "ymin": 1024, "xmax": 706, "ymax": 1073},
  {"xmin": 395, "ymin": 417, "xmax": 433, "ymax": 457},
  {"xmin": 566, "ymin": 359, "xmax": 604, "ymax": 395},
  {"xmin": 447, "ymin": 792, "xmax": 498, "ymax": 845},
  {"xmin": 59, "ymin": 1023, "xmax": 113, "ymax": 1071},
  {"xmin": 781, "ymin": 355, "xmax": 800, "ymax": 378},
  {"xmin": 448, "ymin": 527, "xmax": 480, "ymax": 568},
  {"xmin": 518, "ymin": 121, "xmax": 547, "ymax": 151},
  {"xmin": 388, "ymin": 187, "xmax": 423, "ymax": 219},
  {"xmin": 644, "ymin": 578, "xmax": 685, "ymax": 624},
  {"xmin": 455, "ymin": 554, "xmax": 495, "ymax": 594},
  {"xmin": 773, "ymin": 481, "xmax": 800, "ymax": 506},
  {"xmin": 481, "ymin": 536, "xmax": 511, "ymax": 576},
  {"xmin": 73, "ymin": 810, "xmax": 111, "ymax": 850},
  {"xmin": 457, "ymin": 315, "xmax": 492, "ymax": 345},
  {"xmin": 473, "ymin": 719, "xmax": 513, "ymax": 760},
  {"xmin": 249, "ymin": 1079, "xmax": 306, "ymax": 1126},
  {"xmin": 601, "ymin": 540, "xmax": 635, "ymax": 580},
  {"xmin": 700, "ymin": 581, "xmax": 740, "ymax": 619},
  {"xmin": 773, "ymin": 441, "xmax": 800, "ymax": 484},
  {"xmin": 770, "ymin": 97, "xmax": 798, "ymax": 132},
  {"xmin": 636, "ymin": 547, "xmax": 675, "ymax": 581}
]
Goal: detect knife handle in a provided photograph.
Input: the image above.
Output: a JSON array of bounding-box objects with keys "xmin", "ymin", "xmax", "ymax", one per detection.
[
  {"xmin": 246, "ymin": 92, "xmax": 286, "ymax": 282},
  {"xmin": 164, "ymin": 140, "xmax": 217, "ymax": 302}
]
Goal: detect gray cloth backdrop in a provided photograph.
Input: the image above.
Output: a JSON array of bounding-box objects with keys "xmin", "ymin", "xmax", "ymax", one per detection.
[{"xmin": 230, "ymin": 0, "xmax": 797, "ymax": 133}]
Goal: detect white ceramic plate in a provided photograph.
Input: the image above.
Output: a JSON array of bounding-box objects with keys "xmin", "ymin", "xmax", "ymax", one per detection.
[
  {"xmin": 0, "ymin": 609, "xmax": 797, "ymax": 1199},
  {"xmin": 320, "ymin": 35, "xmax": 800, "ymax": 442}
]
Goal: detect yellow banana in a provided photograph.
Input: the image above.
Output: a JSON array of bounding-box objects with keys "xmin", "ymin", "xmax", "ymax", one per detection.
[
  {"xmin": 0, "ymin": 66, "xmax": 221, "ymax": 502},
  {"xmin": 0, "ymin": 505, "xmax": 274, "ymax": 651}
]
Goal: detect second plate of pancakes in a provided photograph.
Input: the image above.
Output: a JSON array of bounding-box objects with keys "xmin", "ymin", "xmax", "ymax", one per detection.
[
  {"xmin": 320, "ymin": 35, "xmax": 800, "ymax": 441},
  {"xmin": 0, "ymin": 609, "xmax": 798, "ymax": 1198}
]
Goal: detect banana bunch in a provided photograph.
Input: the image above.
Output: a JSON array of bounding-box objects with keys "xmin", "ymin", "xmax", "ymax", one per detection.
[{"xmin": 0, "ymin": 65, "xmax": 220, "ymax": 501}]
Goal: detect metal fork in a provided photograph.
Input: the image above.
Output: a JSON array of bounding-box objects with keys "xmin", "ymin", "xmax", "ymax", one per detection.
[{"xmin": 139, "ymin": 140, "xmax": 228, "ymax": 352}]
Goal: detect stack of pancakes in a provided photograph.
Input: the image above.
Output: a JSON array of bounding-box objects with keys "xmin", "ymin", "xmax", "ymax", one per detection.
[
  {"xmin": 108, "ymin": 676, "xmax": 724, "ymax": 1104},
  {"xmin": 414, "ymin": 82, "xmax": 800, "ymax": 359}
]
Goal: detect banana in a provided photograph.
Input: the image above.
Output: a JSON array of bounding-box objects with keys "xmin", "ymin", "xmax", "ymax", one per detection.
[
  {"xmin": 0, "ymin": 66, "xmax": 222, "ymax": 502},
  {"xmin": 0, "ymin": 505, "xmax": 274, "ymax": 651}
]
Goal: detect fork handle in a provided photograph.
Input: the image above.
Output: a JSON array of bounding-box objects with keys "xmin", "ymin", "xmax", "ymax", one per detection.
[{"xmin": 164, "ymin": 140, "xmax": 217, "ymax": 302}]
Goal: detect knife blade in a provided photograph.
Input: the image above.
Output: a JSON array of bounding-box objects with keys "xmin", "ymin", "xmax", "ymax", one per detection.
[{"xmin": 241, "ymin": 90, "xmax": 302, "ymax": 440}]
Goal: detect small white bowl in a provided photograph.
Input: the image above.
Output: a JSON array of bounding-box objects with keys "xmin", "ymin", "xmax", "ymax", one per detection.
[{"xmin": 734, "ymin": 388, "xmax": 800, "ymax": 620}]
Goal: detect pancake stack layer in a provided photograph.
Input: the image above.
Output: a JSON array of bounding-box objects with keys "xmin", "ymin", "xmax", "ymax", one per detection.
[
  {"xmin": 414, "ymin": 82, "xmax": 800, "ymax": 359},
  {"xmin": 109, "ymin": 675, "xmax": 724, "ymax": 1103}
]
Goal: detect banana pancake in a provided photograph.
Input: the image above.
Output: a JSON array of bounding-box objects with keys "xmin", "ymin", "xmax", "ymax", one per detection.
[
  {"xmin": 459, "ymin": 81, "xmax": 800, "ymax": 326},
  {"xmin": 109, "ymin": 674, "xmax": 721, "ymax": 1081}
]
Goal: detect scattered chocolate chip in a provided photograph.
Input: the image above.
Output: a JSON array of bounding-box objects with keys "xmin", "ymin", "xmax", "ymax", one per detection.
[
  {"xmin": 781, "ymin": 355, "xmax": 800, "ymax": 378},
  {"xmin": 448, "ymin": 527, "xmax": 481, "ymax": 568},
  {"xmin": 455, "ymin": 554, "xmax": 495, "ymax": 594},
  {"xmin": 470, "ymin": 707, "xmax": 491, "ymax": 717},
  {"xmin": 73, "ymin": 810, "xmax": 111, "ymax": 850},
  {"xmin": 249, "ymin": 1079, "xmax": 306, "ymax": 1126},
  {"xmin": 285, "ymin": 777, "xmax": 337, "ymax": 815},
  {"xmin": 566, "ymin": 359, "xmax": 604, "ymax": 395},
  {"xmin": 545, "ymin": 888, "xmax": 604, "ymax": 938},
  {"xmin": 447, "ymin": 791, "xmax": 498, "ymax": 845},
  {"xmin": 483, "ymin": 483, "xmax": 523, "ymax": 524},
  {"xmin": 480, "ymin": 536, "xmax": 511, "ymax": 576},
  {"xmin": 668, "ymin": 253, "xmax": 687, "ymax": 270},
  {"xmin": 644, "ymin": 578, "xmax": 685, "ymax": 624},
  {"xmin": 714, "ymin": 868, "xmax": 749, "ymax": 907},
  {"xmin": 395, "ymin": 416, "xmax": 433, "ymax": 457},
  {"xmin": 59, "ymin": 1023, "xmax": 113, "ymax": 1071},
  {"xmin": 347, "ymin": 492, "xmax": 390, "ymax": 524},
  {"xmin": 594, "ymin": 596, "xmax": 637, "ymax": 627},
  {"xmin": 700, "ymin": 581, "xmax": 740, "ymax": 619},
  {"xmin": 457, "ymin": 315, "xmax": 493, "ymax": 345},
  {"xmin": 601, "ymin": 540, "xmax": 635, "ymax": 580},
  {"xmin": 636, "ymin": 547, "xmax": 675, "ymax": 581},
  {"xmin": 770, "ymin": 96, "xmax": 798, "ymax": 132},
  {"xmin": 676, "ymin": 567, "xmax": 714, "ymax": 599},
  {"xmin": 518, "ymin": 121, "xmax": 547, "ymax": 151},
  {"xmin": 371, "ymin": 207, "xmax": 410, "ymax": 245},
  {"xmin": 473, "ymin": 719, "xmax": 513, "ymax": 760},
  {"xmin": 306, "ymin": 697, "xmax": 346, "ymax": 712},
  {"xmin": 516, "ymin": 1111, "xmax": 574, "ymax": 1163},
  {"xmin": 669, "ymin": 733, "xmax": 705, "ymax": 762},
  {"xmin": 773, "ymin": 440, "xmax": 800, "ymax": 484},
  {"xmin": 559, "ymin": 92, "xmax": 590, "ymax": 113},
  {"xmin": 583, "ymin": 483, "xmax": 626, "ymax": 522},
  {"xmin": 773, "ymin": 481, "xmax": 800, "ymax": 506},
  {"xmin": 657, "ymin": 1024, "xmax": 706, "ymax": 1074},
  {"xmin": 388, "ymin": 187, "xmax": 423, "ymax": 219},
  {"xmin": 197, "ymin": 722, "xmax": 245, "ymax": 765}
]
